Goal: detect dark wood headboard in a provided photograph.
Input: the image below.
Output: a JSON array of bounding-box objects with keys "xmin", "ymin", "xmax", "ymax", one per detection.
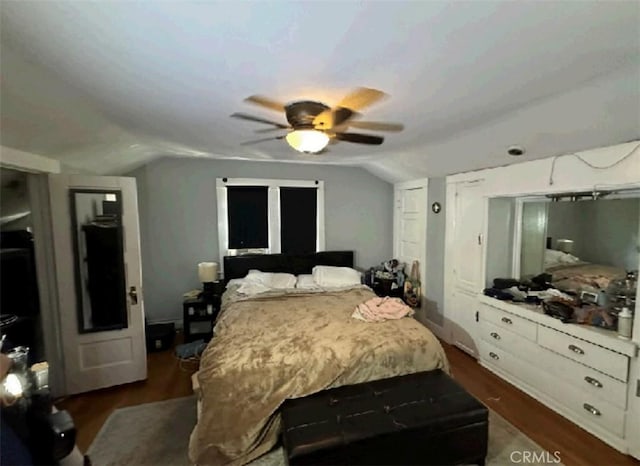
[{"xmin": 223, "ymin": 251, "xmax": 354, "ymax": 282}]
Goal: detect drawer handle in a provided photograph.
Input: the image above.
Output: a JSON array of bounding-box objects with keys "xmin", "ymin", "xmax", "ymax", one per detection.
[
  {"xmin": 583, "ymin": 403, "xmax": 601, "ymax": 416},
  {"xmin": 568, "ymin": 344, "xmax": 584, "ymax": 355},
  {"xmin": 584, "ymin": 376, "xmax": 603, "ymax": 388},
  {"xmin": 501, "ymin": 317, "xmax": 513, "ymax": 325},
  {"xmin": 489, "ymin": 352, "xmax": 500, "ymax": 360},
  {"xmin": 490, "ymin": 332, "xmax": 501, "ymax": 340}
]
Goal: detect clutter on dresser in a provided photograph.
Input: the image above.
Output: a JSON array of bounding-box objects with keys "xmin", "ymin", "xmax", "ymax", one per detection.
[
  {"xmin": 617, "ymin": 306, "xmax": 633, "ymax": 339},
  {"xmin": 483, "ymin": 272, "xmax": 634, "ymax": 331}
]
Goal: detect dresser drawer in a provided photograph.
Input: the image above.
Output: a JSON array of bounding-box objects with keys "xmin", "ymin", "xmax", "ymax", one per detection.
[
  {"xmin": 479, "ymin": 304, "xmax": 537, "ymax": 341},
  {"xmin": 537, "ymin": 325, "xmax": 629, "ymax": 382},
  {"xmin": 536, "ymin": 345, "xmax": 627, "ymax": 410},
  {"xmin": 480, "ymin": 340, "xmax": 626, "ymax": 438},
  {"xmin": 544, "ymin": 369, "xmax": 627, "ymax": 438},
  {"xmin": 478, "ymin": 340, "xmax": 534, "ymax": 382},
  {"xmin": 479, "ymin": 321, "xmax": 538, "ymax": 364}
]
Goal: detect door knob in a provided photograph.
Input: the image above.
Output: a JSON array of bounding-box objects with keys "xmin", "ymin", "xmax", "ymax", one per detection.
[{"xmin": 129, "ymin": 286, "xmax": 138, "ymax": 305}]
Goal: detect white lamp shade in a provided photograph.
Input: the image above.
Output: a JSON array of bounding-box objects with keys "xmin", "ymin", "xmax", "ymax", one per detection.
[
  {"xmin": 556, "ymin": 239, "xmax": 574, "ymax": 254},
  {"xmin": 285, "ymin": 130, "xmax": 330, "ymax": 153},
  {"xmin": 198, "ymin": 262, "xmax": 218, "ymax": 282}
]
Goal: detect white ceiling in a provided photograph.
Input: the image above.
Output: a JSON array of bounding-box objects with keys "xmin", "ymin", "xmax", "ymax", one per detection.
[{"xmin": 1, "ymin": 1, "xmax": 638, "ymax": 182}]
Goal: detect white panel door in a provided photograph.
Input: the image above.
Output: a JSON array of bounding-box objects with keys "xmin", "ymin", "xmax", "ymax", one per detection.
[
  {"xmin": 450, "ymin": 289, "xmax": 480, "ymax": 356},
  {"xmin": 48, "ymin": 174, "xmax": 146, "ymax": 395},
  {"xmin": 394, "ymin": 183, "xmax": 427, "ymax": 295},
  {"xmin": 452, "ymin": 181, "xmax": 485, "ymax": 293},
  {"xmin": 450, "ymin": 180, "xmax": 485, "ymax": 356}
]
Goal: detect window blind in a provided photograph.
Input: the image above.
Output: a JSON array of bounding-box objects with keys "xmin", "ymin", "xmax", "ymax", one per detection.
[
  {"xmin": 280, "ymin": 187, "xmax": 317, "ymax": 254},
  {"xmin": 227, "ymin": 186, "xmax": 269, "ymax": 249}
]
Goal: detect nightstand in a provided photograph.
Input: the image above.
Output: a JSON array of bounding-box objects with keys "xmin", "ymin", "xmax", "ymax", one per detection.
[
  {"xmin": 371, "ymin": 279, "xmax": 404, "ymax": 299},
  {"xmin": 183, "ymin": 294, "xmax": 220, "ymax": 343}
]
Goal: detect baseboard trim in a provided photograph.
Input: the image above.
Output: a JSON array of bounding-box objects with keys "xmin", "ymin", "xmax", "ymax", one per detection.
[{"xmin": 423, "ymin": 318, "xmax": 446, "ymax": 340}]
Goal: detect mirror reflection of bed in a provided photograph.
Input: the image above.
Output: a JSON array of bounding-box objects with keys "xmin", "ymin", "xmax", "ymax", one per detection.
[{"xmin": 519, "ymin": 195, "xmax": 639, "ymax": 309}]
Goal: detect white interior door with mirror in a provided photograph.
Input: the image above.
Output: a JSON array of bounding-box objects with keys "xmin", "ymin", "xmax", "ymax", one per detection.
[{"xmin": 48, "ymin": 174, "xmax": 146, "ymax": 395}]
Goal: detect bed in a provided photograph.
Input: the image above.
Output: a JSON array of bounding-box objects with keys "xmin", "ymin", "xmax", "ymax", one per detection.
[
  {"xmin": 543, "ymin": 249, "xmax": 626, "ymax": 294},
  {"xmin": 188, "ymin": 251, "xmax": 448, "ymax": 465}
]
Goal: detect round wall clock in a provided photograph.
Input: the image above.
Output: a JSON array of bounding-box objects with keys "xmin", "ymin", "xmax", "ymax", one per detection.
[{"xmin": 431, "ymin": 202, "xmax": 442, "ymax": 214}]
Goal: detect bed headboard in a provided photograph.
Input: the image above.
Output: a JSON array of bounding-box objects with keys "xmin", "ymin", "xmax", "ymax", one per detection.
[{"xmin": 223, "ymin": 251, "xmax": 354, "ymax": 282}]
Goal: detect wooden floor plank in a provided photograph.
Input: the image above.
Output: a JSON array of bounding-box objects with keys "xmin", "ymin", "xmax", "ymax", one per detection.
[{"xmin": 57, "ymin": 338, "xmax": 638, "ymax": 465}]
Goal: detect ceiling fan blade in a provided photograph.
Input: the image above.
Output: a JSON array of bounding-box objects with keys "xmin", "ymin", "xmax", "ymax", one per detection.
[
  {"xmin": 254, "ymin": 126, "xmax": 291, "ymax": 134},
  {"xmin": 230, "ymin": 112, "xmax": 289, "ymax": 128},
  {"xmin": 240, "ymin": 135, "xmax": 285, "ymax": 146},
  {"xmin": 338, "ymin": 87, "xmax": 386, "ymax": 111},
  {"xmin": 346, "ymin": 121, "xmax": 404, "ymax": 132},
  {"xmin": 313, "ymin": 107, "xmax": 357, "ymax": 130},
  {"xmin": 334, "ymin": 132, "xmax": 384, "ymax": 145},
  {"xmin": 244, "ymin": 95, "xmax": 286, "ymax": 112}
]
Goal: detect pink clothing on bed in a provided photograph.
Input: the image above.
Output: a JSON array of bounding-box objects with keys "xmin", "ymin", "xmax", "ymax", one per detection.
[{"xmin": 352, "ymin": 296, "xmax": 415, "ymax": 322}]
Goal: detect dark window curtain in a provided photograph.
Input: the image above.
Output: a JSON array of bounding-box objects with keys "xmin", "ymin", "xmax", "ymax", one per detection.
[
  {"xmin": 280, "ymin": 187, "xmax": 317, "ymax": 254},
  {"xmin": 227, "ymin": 186, "xmax": 269, "ymax": 248}
]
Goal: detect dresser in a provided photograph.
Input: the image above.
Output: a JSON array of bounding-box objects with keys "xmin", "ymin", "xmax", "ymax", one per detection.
[{"xmin": 477, "ymin": 295, "xmax": 638, "ymax": 454}]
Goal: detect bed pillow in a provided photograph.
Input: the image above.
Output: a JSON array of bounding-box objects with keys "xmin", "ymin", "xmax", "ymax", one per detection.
[
  {"xmin": 296, "ymin": 274, "xmax": 321, "ymax": 290},
  {"xmin": 226, "ymin": 278, "xmax": 246, "ymax": 289},
  {"xmin": 244, "ymin": 270, "xmax": 297, "ymax": 289},
  {"xmin": 312, "ymin": 265, "xmax": 362, "ymax": 287},
  {"xmin": 544, "ymin": 249, "xmax": 581, "ymax": 269}
]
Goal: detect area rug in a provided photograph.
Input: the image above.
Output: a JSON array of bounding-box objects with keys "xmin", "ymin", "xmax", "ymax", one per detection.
[{"xmin": 87, "ymin": 396, "xmax": 560, "ymax": 465}]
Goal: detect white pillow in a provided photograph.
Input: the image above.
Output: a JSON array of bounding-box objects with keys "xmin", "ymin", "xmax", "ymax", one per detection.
[
  {"xmin": 237, "ymin": 281, "xmax": 271, "ymax": 296},
  {"xmin": 296, "ymin": 274, "xmax": 321, "ymax": 290},
  {"xmin": 312, "ymin": 265, "xmax": 361, "ymax": 287},
  {"xmin": 544, "ymin": 249, "xmax": 581, "ymax": 269},
  {"xmin": 244, "ymin": 270, "xmax": 297, "ymax": 289},
  {"xmin": 226, "ymin": 278, "xmax": 246, "ymax": 289}
]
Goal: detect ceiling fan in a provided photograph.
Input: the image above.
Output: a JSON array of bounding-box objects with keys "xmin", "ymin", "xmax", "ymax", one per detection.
[{"xmin": 231, "ymin": 87, "xmax": 403, "ymax": 154}]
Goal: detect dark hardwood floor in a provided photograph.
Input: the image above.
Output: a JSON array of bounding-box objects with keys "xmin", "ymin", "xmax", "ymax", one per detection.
[{"xmin": 57, "ymin": 337, "xmax": 638, "ymax": 466}]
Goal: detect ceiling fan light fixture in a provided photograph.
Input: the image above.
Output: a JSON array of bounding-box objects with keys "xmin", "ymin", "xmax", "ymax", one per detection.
[{"xmin": 285, "ymin": 129, "xmax": 329, "ymax": 153}]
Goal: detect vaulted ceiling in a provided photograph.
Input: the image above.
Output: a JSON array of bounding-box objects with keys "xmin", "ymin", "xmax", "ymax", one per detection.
[{"xmin": 1, "ymin": 1, "xmax": 638, "ymax": 182}]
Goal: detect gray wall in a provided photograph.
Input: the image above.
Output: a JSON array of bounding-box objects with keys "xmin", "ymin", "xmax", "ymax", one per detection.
[
  {"xmin": 546, "ymin": 202, "xmax": 586, "ymax": 254},
  {"xmin": 547, "ymin": 198, "xmax": 639, "ymax": 270},
  {"xmin": 424, "ymin": 178, "xmax": 446, "ymax": 327},
  {"xmin": 128, "ymin": 158, "xmax": 394, "ymax": 323}
]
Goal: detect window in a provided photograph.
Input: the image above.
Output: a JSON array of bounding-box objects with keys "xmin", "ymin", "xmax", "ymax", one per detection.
[{"xmin": 217, "ymin": 178, "xmax": 325, "ymax": 259}]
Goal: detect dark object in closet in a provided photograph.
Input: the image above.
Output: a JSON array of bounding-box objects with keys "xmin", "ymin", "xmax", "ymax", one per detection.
[
  {"xmin": 543, "ymin": 301, "xmax": 574, "ymax": 323},
  {"xmin": 82, "ymin": 223, "xmax": 127, "ymax": 330},
  {"xmin": 0, "ymin": 231, "xmax": 42, "ymax": 362}
]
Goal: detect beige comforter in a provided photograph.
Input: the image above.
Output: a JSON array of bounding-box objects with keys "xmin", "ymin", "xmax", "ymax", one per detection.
[{"xmin": 188, "ymin": 286, "xmax": 448, "ymax": 465}]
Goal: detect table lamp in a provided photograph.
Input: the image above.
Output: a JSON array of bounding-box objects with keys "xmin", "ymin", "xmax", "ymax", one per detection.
[{"xmin": 198, "ymin": 262, "xmax": 219, "ymax": 302}]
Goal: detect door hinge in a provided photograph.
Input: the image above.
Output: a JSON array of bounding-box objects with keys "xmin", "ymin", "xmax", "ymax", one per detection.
[
  {"xmin": 477, "ymin": 234, "xmax": 483, "ymax": 246},
  {"xmin": 475, "ymin": 311, "xmax": 479, "ymax": 322},
  {"xmin": 636, "ymin": 379, "xmax": 640, "ymax": 398}
]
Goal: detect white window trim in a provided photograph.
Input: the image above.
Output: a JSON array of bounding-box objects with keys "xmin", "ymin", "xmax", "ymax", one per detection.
[{"xmin": 216, "ymin": 178, "xmax": 325, "ymax": 270}]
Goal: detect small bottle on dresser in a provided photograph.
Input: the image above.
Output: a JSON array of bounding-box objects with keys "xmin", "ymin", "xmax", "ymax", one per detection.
[{"xmin": 617, "ymin": 306, "xmax": 633, "ymax": 339}]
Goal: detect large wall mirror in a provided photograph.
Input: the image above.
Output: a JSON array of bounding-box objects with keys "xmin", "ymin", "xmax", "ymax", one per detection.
[
  {"xmin": 70, "ymin": 189, "xmax": 128, "ymax": 333},
  {"xmin": 486, "ymin": 192, "xmax": 639, "ymax": 312},
  {"xmin": 519, "ymin": 196, "xmax": 640, "ymax": 280}
]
